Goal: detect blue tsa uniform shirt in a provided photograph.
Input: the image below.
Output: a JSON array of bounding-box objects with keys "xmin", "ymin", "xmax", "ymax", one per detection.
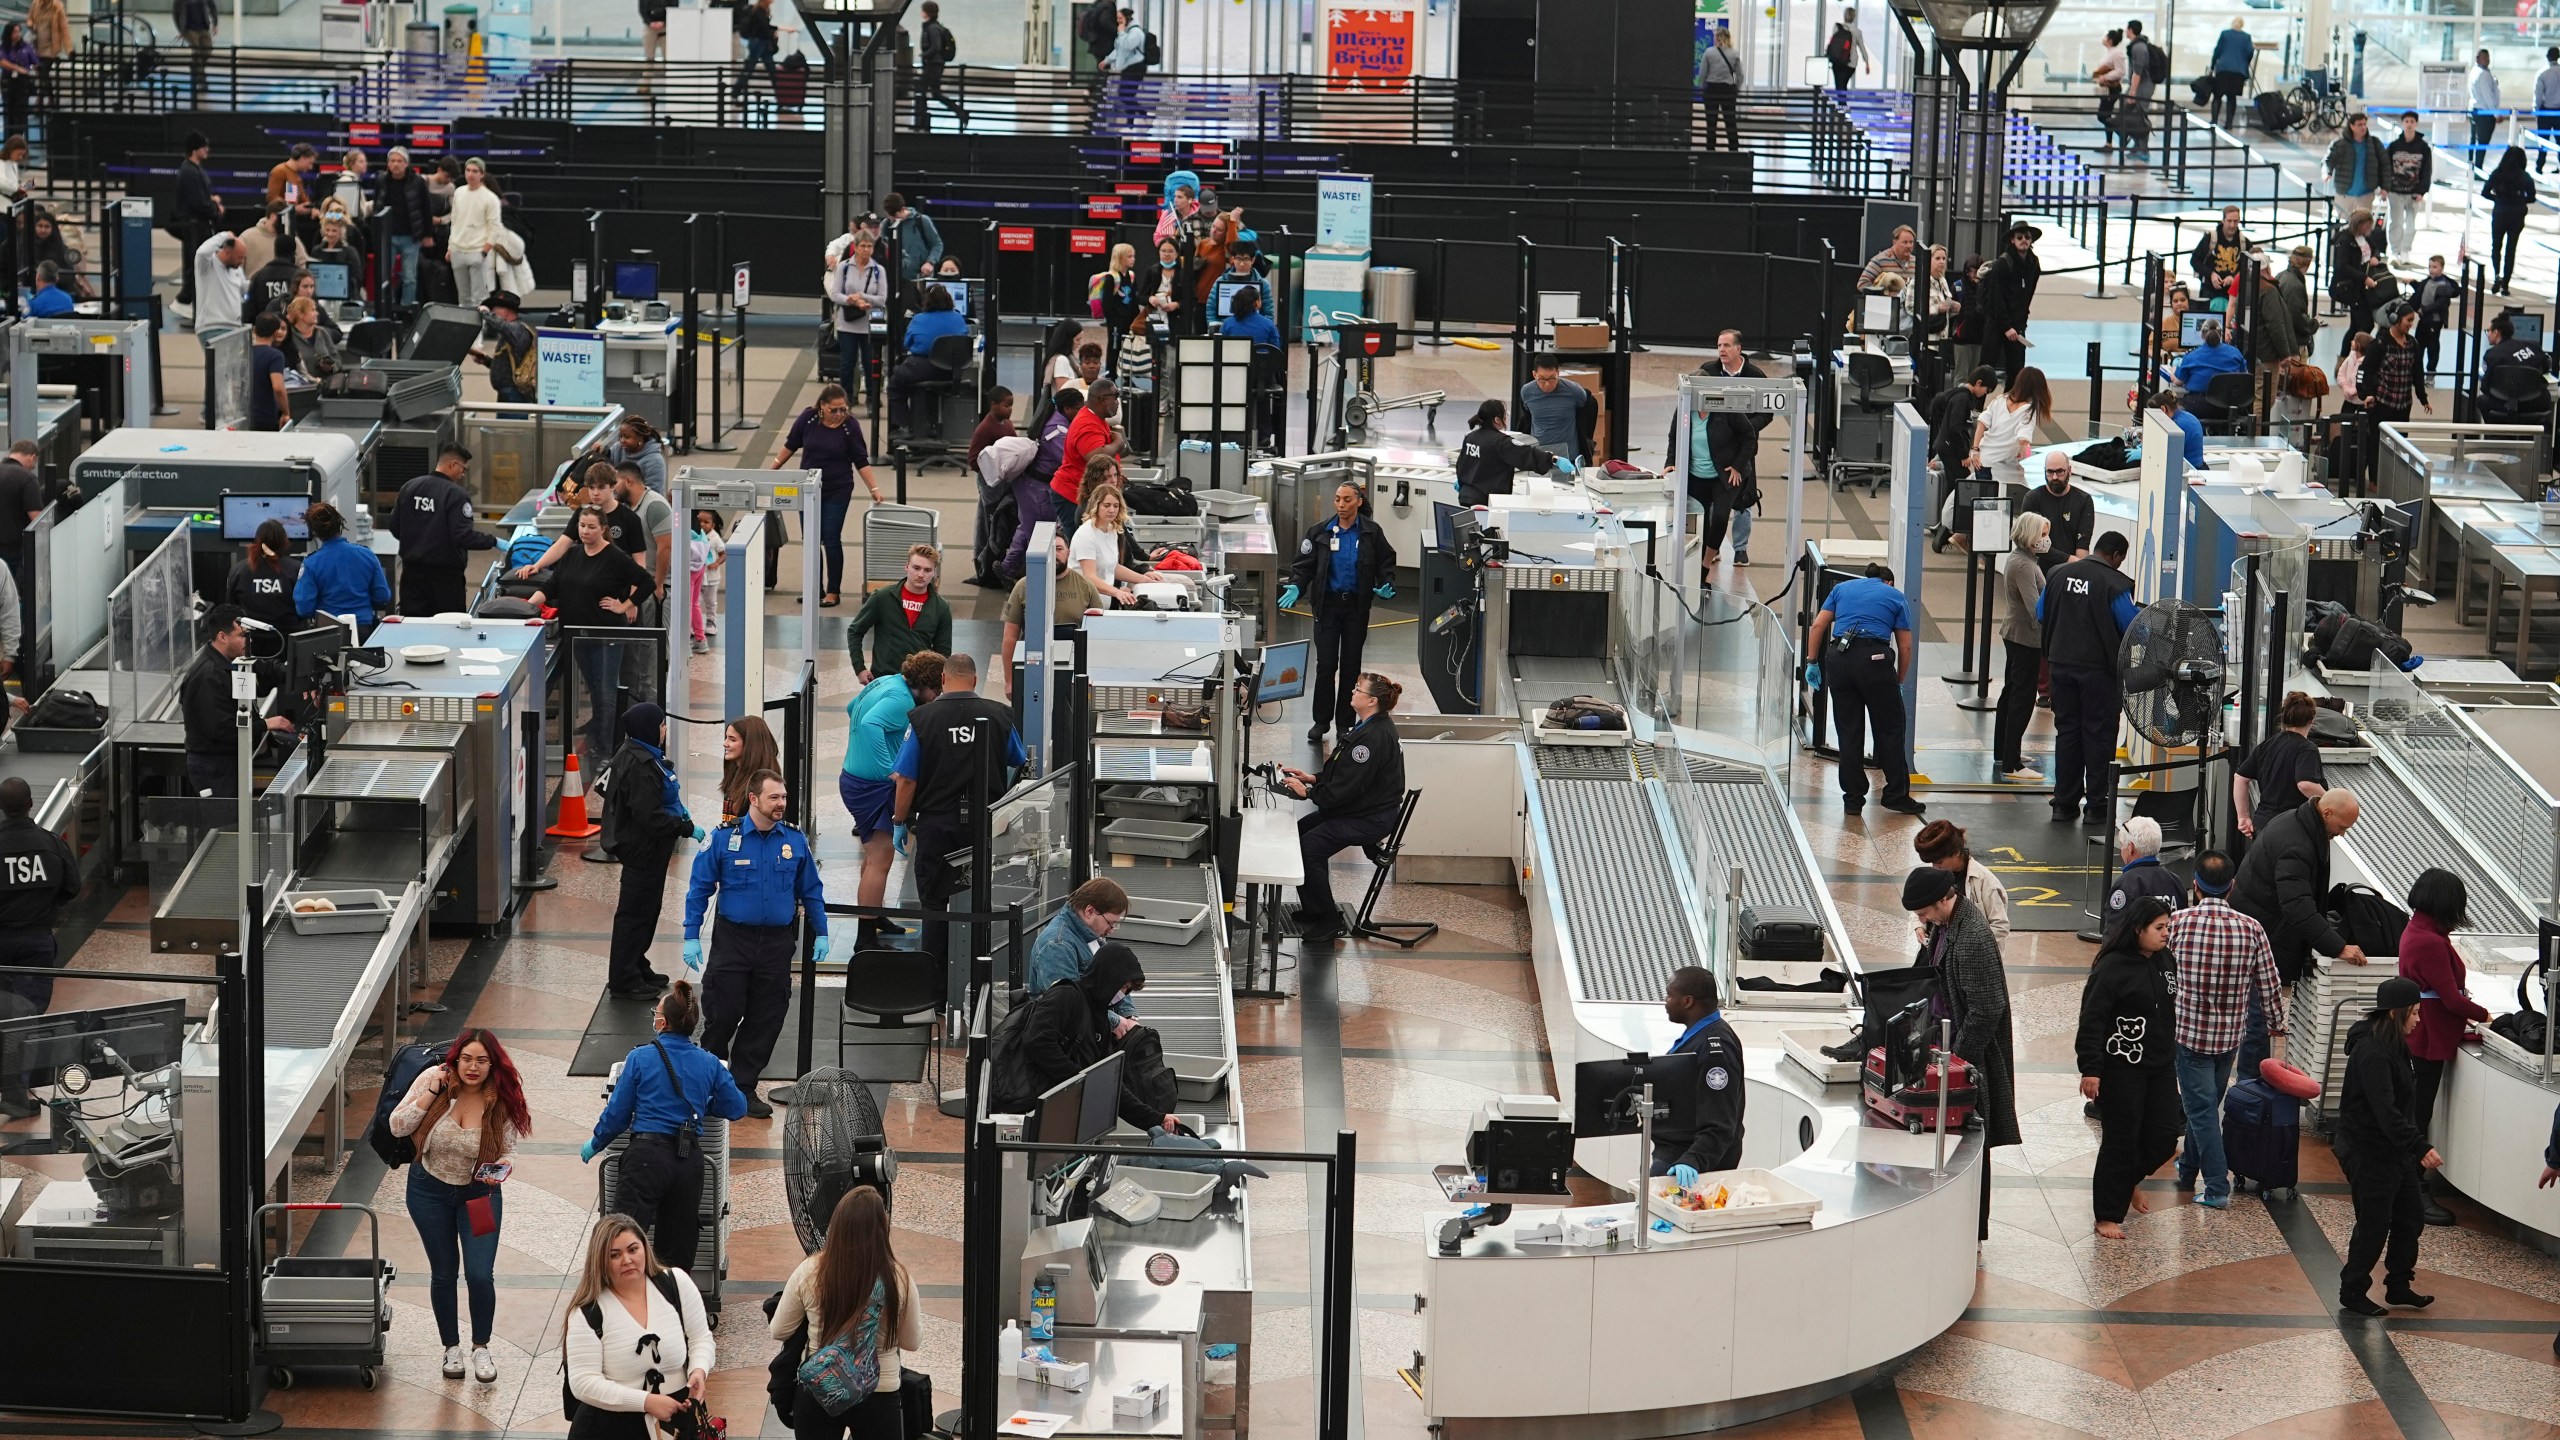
[{"xmin": 684, "ymin": 820, "xmax": 830, "ymax": 938}]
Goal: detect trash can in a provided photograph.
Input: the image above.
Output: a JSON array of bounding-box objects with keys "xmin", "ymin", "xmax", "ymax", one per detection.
[
  {"xmin": 1367, "ymin": 265, "xmax": 1417, "ymax": 333},
  {"xmin": 404, "ymin": 20, "xmax": 440, "ymax": 55},
  {"xmin": 442, "ymin": 3, "xmax": 478, "ymax": 58}
]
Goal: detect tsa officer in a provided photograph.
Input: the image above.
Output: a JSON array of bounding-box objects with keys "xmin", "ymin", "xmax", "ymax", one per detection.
[
  {"xmin": 893, "ymin": 652, "xmax": 1026, "ymax": 961},
  {"xmin": 1806, "ymin": 564, "xmax": 1926, "ymax": 816},
  {"xmin": 580, "ymin": 980, "xmax": 748, "ymax": 1270},
  {"xmin": 0, "ymin": 776, "xmax": 78, "ymax": 1017},
  {"xmin": 390, "ymin": 444, "xmax": 498, "ymax": 617},
  {"xmin": 178, "ymin": 604, "xmax": 298, "ymax": 797},
  {"xmin": 2038, "ymin": 529, "xmax": 2138, "ymax": 823},
  {"xmin": 1278, "ymin": 671, "xmax": 1408, "ymax": 945},
  {"xmin": 1452, "ymin": 399, "xmax": 1554, "ymax": 508},
  {"xmin": 683, "ymin": 768, "xmax": 829, "ymax": 1119},
  {"xmin": 1655, "ymin": 965, "xmax": 1746, "ymax": 1181},
  {"xmin": 1282, "ymin": 481, "xmax": 1398, "ymax": 747}
]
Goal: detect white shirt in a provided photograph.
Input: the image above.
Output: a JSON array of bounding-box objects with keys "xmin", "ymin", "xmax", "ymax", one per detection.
[
  {"xmin": 2474, "ymin": 65, "xmax": 2502, "ymax": 113},
  {"xmin": 1047, "ymin": 353, "xmax": 1085, "ymax": 394},
  {"xmin": 1070, "ymin": 522, "xmax": 1123, "ymax": 601},
  {"xmin": 1979, "ymin": 395, "xmax": 2037, "ymax": 468},
  {"xmin": 565, "ymin": 1268, "xmax": 717, "ymax": 1436},
  {"xmin": 193, "ymin": 231, "xmax": 247, "ymax": 325},
  {"xmin": 448, "ymin": 182, "xmax": 503, "ymax": 253}
]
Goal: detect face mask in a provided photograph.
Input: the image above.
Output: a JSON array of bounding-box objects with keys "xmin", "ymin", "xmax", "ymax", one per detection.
[{"xmin": 2032, "ymin": 535, "xmax": 2052, "ymax": 554}]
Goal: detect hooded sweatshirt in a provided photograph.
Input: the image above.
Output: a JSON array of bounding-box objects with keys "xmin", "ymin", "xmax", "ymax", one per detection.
[{"xmin": 2076, "ymin": 943, "xmax": 2178, "ymax": 1073}]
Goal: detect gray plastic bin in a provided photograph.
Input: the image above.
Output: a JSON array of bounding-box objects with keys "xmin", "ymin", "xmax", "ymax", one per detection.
[{"xmin": 1102, "ymin": 817, "xmax": 1208, "ymax": 859}]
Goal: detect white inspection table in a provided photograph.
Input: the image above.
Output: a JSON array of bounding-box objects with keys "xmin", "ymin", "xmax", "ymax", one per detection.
[{"xmin": 1233, "ymin": 797, "xmax": 1301, "ymax": 995}]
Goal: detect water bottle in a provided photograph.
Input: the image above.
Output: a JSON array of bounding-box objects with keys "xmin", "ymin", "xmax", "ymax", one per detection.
[{"xmin": 1029, "ymin": 1270, "xmax": 1058, "ymax": 1343}]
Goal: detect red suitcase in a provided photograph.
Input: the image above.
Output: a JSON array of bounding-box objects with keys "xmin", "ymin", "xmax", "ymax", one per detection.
[{"xmin": 1863, "ymin": 1045, "xmax": 1978, "ymax": 1133}]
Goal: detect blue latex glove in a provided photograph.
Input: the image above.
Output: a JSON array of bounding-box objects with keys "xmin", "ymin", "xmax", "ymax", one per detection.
[
  {"xmin": 1373, "ymin": 581, "xmax": 1396, "ymax": 600},
  {"xmin": 579, "ymin": 1139, "xmax": 596, "ymax": 1163},
  {"xmin": 681, "ymin": 937, "xmax": 704, "ymax": 971},
  {"xmin": 1279, "ymin": 583, "xmax": 1302, "ymax": 610},
  {"xmin": 1803, "ymin": 662, "xmax": 1823, "ymax": 690},
  {"xmin": 691, "ymin": 825, "xmax": 708, "ymax": 843},
  {"xmin": 812, "ymin": 934, "xmax": 831, "ymax": 965},
  {"xmin": 1669, "ymin": 1164, "xmax": 1701, "ymax": 1189},
  {"xmin": 893, "ymin": 822, "xmax": 910, "ymax": 855}
]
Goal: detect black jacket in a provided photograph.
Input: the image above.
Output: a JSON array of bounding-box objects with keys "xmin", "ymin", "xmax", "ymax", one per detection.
[
  {"xmin": 1928, "ymin": 386, "xmax": 1983, "ymax": 470},
  {"xmin": 2076, "ymin": 944, "xmax": 2177, "ymax": 1073},
  {"xmin": 390, "ymin": 471, "xmax": 497, "ymax": 569},
  {"xmin": 1453, "ymin": 425, "xmax": 1551, "ymax": 506},
  {"xmin": 601, "ymin": 738, "xmax": 689, "ymax": 856},
  {"xmin": 1664, "ymin": 366, "xmax": 1773, "ymax": 497},
  {"xmin": 224, "ymin": 556, "xmax": 302, "ymax": 633},
  {"xmin": 2105, "ymin": 857, "xmax": 2186, "ymax": 922},
  {"xmin": 638, "ymin": 0, "xmax": 667, "ymax": 24},
  {"xmin": 1979, "ymin": 249, "xmax": 2040, "ymax": 338},
  {"xmin": 178, "ymin": 644, "xmax": 267, "ymax": 757},
  {"xmin": 2190, "ymin": 224, "xmax": 2247, "ymax": 291},
  {"xmin": 248, "ymin": 257, "xmax": 300, "ymax": 319},
  {"xmin": 2335, "ymin": 1016, "xmax": 2427, "ymax": 1166},
  {"xmin": 2230, "ymin": 801, "xmax": 2345, "ymax": 983},
  {"xmin": 377, "ymin": 169, "xmax": 431, "ymax": 241},
  {"xmin": 175, "ymin": 158, "xmax": 224, "ymax": 227},
  {"xmin": 1286, "ymin": 513, "xmax": 1397, "ymax": 618},
  {"xmin": 992, "ymin": 944, "xmax": 1165, "ymax": 1129},
  {"xmin": 1309, "ymin": 713, "xmax": 1403, "ymax": 819},
  {"xmin": 0, "ymin": 814, "xmax": 78, "ymax": 930},
  {"xmin": 2330, "ymin": 225, "xmax": 2378, "ymax": 306},
  {"xmin": 2039, "ymin": 554, "xmax": 2131, "ymax": 672},
  {"xmin": 919, "ymin": 17, "xmax": 951, "ymax": 71},
  {"xmin": 1653, "ymin": 1013, "xmax": 1746, "ymax": 1173}
]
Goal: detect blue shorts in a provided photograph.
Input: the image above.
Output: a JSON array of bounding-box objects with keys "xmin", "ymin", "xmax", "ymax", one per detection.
[{"xmin": 841, "ymin": 771, "xmax": 897, "ymax": 841}]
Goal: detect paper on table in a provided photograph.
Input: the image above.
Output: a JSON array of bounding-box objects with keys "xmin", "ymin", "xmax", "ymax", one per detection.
[
  {"xmin": 459, "ymin": 665, "xmax": 501, "ymax": 676},
  {"xmin": 459, "ymin": 648, "xmax": 507, "ymax": 662},
  {"xmin": 997, "ymin": 1414, "xmax": 1069, "ymax": 1438}
]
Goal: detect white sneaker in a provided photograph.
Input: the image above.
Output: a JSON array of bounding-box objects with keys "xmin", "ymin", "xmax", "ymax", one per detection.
[
  {"xmin": 441, "ymin": 1345, "xmax": 465, "ymax": 1379},
  {"xmin": 471, "ymin": 1347, "xmax": 497, "ymax": 1383}
]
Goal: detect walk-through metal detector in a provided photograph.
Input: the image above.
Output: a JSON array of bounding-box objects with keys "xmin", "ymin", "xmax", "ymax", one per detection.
[
  {"xmin": 666, "ymin": 465, "xmax": 823, "ymax": 720},
  {"xmin": 1664, "ymin": 370, "xmax": 1809, "ymax": 716},
  {"xmin": 8, "ymin": 314, "xmax": 157, "ymax": 437},
  {"xmin": 1015, "ymin": 519, "xmax": 1069, "ymax": 776}
]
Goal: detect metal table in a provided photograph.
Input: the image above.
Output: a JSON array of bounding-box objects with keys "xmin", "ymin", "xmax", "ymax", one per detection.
[{"xmin": 997, "ymin": 1337, "xmax": 1187, "ymax": 1437}]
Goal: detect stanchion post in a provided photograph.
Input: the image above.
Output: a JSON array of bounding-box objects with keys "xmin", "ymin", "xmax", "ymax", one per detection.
[
  {"xmin": 2087, "ymin": 339, "xmax": 2103, "ymax": 432},
  {"xmin": 2084, "ymin": 202, "xmax": 2112, "ymax": 299}
]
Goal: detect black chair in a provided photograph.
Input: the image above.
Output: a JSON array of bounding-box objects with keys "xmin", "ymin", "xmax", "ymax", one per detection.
[
  {"xmin": 2187, "ymin": 371, "xmax": 2257, "ymax": 434},
  {"xmin": 1349, "ymin": 790, "xmax": 1438, "ymax": 949},
  {"xmin": 2478, "ymin": 363, "xmax": 2555, "ymax": 429},
  {"xmin": 837, "ymin": 946, "xmax": 947, "ymax": 1088},
  {"xmin": 1830, "ymin": 351, "xmax": 1895, "ymax": 495},
  {"xmin": 909, "ymin": 332, "xmax": 976, "ymax": 446},
  {"xmin": 344, "ymin": 319, "xmax": 400, "ymax": 361}
]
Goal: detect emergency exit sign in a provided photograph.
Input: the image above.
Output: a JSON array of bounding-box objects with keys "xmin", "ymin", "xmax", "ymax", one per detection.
[
  {"xmin": 1069, "ymin": 229, "xmax": 1108, "ymax": 255},
  {"xmin": 998, "ymin": 226, "xmax": 1037, "ymax": 252},
  {"xmin": 1086, "ymin": 195, "xmax": 1123, "ymax": 220}
]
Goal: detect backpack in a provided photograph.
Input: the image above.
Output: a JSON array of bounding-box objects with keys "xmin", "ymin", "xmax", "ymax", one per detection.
[
  {"xmin": 506, "ymin": 530, "xmax": 553, "ymax": 573},
  {"xmin": 561, "ymin": 1269, "xmax": 685, "ymax": 1423},
  {"xmin": 1543, "ymin": 694, "xmax": 1628, "ymax": 731},
  {"xmin": 936, "ymin": 25, "xmax": 956, "ymax": 62},
  {"xmin": 2140, "ymin": 38, "xmax": 2169, "ymax": 84},
  {"xmin": 592, "ymin": 748, "xmax": 626, "ymax": 861},
  {"xmin": 1122, "ymin": 478, "xmax": 1198, "ymax": 517},
  {"xmin": 364, "ymin": 1041, "xmax": 448, "ymax": 1167},
  {"xmin": 797, "ymin": 1279, "xmax": 887, "ymax": 1415},
  {"xmin": 1823, "ymin": 27, "xmax": 1852, "ymax": 65},
  {"xmin": 1142, "ymin": 28, "xmax": 1161, "ymax": 66},
  {"xmin": 21, "ymin": 687, "xmax": 104, "ymax": 731},
  {"xmin": 2326, "ymin": 883, "xmax": 2410, "ymax": 957},
  {"xmin": 2493, "ymin": 951, "xmax": 2552, "ymax": 1052},
  {"xmin": 1116, "ymin": 1024, "xmax": 1180, "ymax": 1117},
  {"xmin": 504, "ymin": 334, "xmax": 539, "ymax": 396}
]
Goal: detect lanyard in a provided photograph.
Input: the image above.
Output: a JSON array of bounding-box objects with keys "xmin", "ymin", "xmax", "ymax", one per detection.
[{"xmin": 1673, "ymin": 1012, "xmax": 1721, "ymax": 1053}]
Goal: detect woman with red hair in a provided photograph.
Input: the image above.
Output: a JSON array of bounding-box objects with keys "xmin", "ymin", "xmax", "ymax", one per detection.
[{"xmin": 389, "ymin": 1028, "xmax": 532, "ymax": 1384}]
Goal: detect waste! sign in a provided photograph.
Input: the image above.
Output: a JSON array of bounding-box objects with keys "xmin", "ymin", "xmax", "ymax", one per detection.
[{"xmin": 1326, "ymin": 8, "xmax": 1414, "ymax": 90}]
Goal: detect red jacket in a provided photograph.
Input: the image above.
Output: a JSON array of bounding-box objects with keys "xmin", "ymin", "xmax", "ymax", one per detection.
[
  {"xmin": 1054, "ymin": 407, "xmax": 1112, "ymax": 504},
  {"xmin": 2397, "ymin": 910, "xmax": 2490, "ymax": 1061}
]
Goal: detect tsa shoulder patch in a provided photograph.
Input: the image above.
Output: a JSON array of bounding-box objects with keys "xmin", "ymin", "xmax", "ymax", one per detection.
[
  {"xmin": 1299, "ymin": 537, "xmax": 1313, "ymax": 554},
  {"xmin": 1705, "ymin": 1066, "xmax": 1731, "ymax": 1091},
  {"xmin": 1351, "ymin": 744, "xmax": 1370, "ymax": 763}
]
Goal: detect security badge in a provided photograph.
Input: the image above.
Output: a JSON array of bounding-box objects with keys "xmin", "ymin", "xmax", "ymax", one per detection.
[
  {"xmin": 1705, "ymin": 1066, "xmax": 1730, "ymax": 1090},
  {"xmin": 1351, "ymin": 744, "xmax": 1369, "ymax": 763},
  {"xmin": 782, "ymin": 844, "xmax": 793, "ymax": 860}
]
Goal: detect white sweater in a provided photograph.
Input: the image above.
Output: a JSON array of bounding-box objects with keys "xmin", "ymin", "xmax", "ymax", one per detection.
[
  {"xmin": 449, "ymin": 183, "xmax": 503, "ymax": 254},
  {"xmin": 565, "ymin": 1269, "xmax": 717, "ymax": 1429}
]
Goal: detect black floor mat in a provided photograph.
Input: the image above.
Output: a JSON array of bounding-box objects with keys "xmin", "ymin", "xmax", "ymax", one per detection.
[
  {"xmin": 1907, "ymin": 799, "xmax": 2111, "ymax": 933},
  {"xmin": 570, "ymin": 985, "xmax": 820, "ymax": 1078}
]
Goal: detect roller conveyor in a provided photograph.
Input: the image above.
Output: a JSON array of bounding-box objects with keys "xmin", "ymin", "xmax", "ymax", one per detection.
[
  {"xmin": 260, "ymin": 922, "xmax": 391, "ymax": 1048},
  {"xmin": 1540, "ymin": 780, "xmax": 1704, "ymax": 1001},
  {"xmin": 1665, "ymin": 773, "xmax": 1826, "ymax": 919},
  {"xmin": 2324, "ymin": 754, "xmax": 2537, "ymax": 936}
]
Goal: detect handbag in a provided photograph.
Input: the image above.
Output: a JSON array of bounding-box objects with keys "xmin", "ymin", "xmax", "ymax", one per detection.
[
  {"xmin": 2492, "ymin": 952, "xmax": 2552, "ymax": 1052},
  {"xmin": 2281, "ymin": 356, "xmax": 2331, "ymax": 399},
  {"xmin": 796, "ymin": 1280, "xmax": 886, "ymax": 1416}
]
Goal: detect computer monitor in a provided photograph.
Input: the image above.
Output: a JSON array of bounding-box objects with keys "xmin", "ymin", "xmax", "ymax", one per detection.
[
  {"xmin": 220, "ymin": 493, "xmax": 311, "ymax": 542},
  {"xmin": 1571, "ymin": 1051, "xmax": 1703, "ymax": 1139},
  {"xmin": 287, "ymin": 621, "xmax": 352, "ymax": 695},
  {"xmin": 1032, "ymin": 1050, "xmax": 1126, "ymax": 1146},
  {"xmin": 0, "ymin": 998, "xmax": 189, "ymax": 1083},
  {"xmin": 2179, "ymin": 310, "xmax": 2215, "ymax": 349},
  {"xmin": 308, "ymin": 263, "xmax": 351, "ymax": 302},
  {"xmin": 611, "ymin": 260, "xmax": 661, "ymax": 302},
  {"xmin": 1211, "ymin": 277, "xmax": 1252, "ymax": 327},
  {"xmin": 2510, "ymin": 310, "xmax": 2547, "ymax": 346},
  {"xmin": 930, "ymin": 278, "xmax": 971, "ymax": 317},
  {"xmin": 1255, "ymin": 639, "xmax": 1311, "ymax": 705},
  {"xmin": 1856, "ymin": 292, "xmax": 1901, "ymax": 335}
]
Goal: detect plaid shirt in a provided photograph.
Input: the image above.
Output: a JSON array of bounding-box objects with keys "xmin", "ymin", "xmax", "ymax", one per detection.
[
  {"xmin": 2168, "ymin": 897, "xmax": 2284, "ymax": 1053},
  {"xmin": 2370, "ymin": 330, "xmax": 2426, "ymax": 409}
]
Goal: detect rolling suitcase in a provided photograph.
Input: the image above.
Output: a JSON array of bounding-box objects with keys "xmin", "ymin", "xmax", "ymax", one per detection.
[
  {"xmin": 1741, "ymin": 905, "xmax": 1825, "ymax": 963},
  {"xmin": 2223, "ymin": 1076, "xmax": 2301, "ymax": 1199}
]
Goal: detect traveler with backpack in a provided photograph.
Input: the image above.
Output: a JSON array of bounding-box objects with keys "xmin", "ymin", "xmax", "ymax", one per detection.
[
  {"xmin": 1699, "ymin": 25, "xmax": 1743, "ymax": 150},
  {"xmin": 2335, "ymin": 976, "xmax": 2440, "ymax": 1315},
  {"xmin": 1028, "ymin": 876, "xmax": 1134, "ymax": 1000},
  {"xmin": 388, "ymin": 1028, "xmax": 531, "ymax": 1385},
  {"xmin": 2325, "ymin": 112, "xmax": 2386, "ymax": 204},
  {"xmin": 584, "ymin": 982, "xmax": 750, "ymax": 1270},
  {"xmin": 2399, "ymin": 868, "xmax": 2486, "ymax": 1228},
  {"xmin": 735, "ymin": 0, "xmax": 783, "ymax": 115},
  {"xmin": 562, "ymin": 1214, "xmax": 717, "ymax": 1439},
  {"xmin": 914, "ymin": 0, "xmax": 967, "ymax": 131},
  {"xmin": 1821, "ymin": 19, "xmax": 1857, "ymax": 91},
  {"xmin": 600, "ymin": 702, "xmax": 703, "ymax": 999},
  {"xmin": 2077, "ymin": 897, "xmax": 2183, "ymax": 1240},
  {"xmin": 1106, "ymin": 6, "xmax": 1151, "ymax": 83},
  {"xmin": 2122, "ymin": 20, "xmax": 2165, "ymax": 159},
  {"xmin": 772, "ymin": 1187, "xmax": 922, "ymax": 1440},
  {"xmin": 991, "ymin": 941, "xmax": 1183, "ymax": 1130}
]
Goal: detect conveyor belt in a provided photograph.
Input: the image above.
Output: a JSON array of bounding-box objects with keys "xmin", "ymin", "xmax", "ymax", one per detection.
[
  {"xmin": 2325, "ymin": 756, "xmax": 2536, "ymax": 935},
  {"xmin": 1541, "ymin": 780, "xmax": 1703, "ymax": 1001},
  {"xmin": 1665, "ymin": 774, "xmax": 1825, "ymax": 918},
  {"xmin": 1533, "ymin": 745, "xmax": 1636, "ymax": 780},
  {"xmin": 260, "ymin": 922, "xmax": 381, "ymax": 1048}
]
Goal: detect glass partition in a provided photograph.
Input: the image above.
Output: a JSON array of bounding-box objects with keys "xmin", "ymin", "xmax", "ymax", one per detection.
[
  {"xmin": 45, "ymin": 477, "xmax": 125, "ymax": 670},
  {"xmin": 459, "ymin": 403, "xmax": 624, "ymax": 511},
  {"xmin": 986, "ymin": 763, "xmax": 1083, "ymax": 990},
  {"xmin": 107, "ymin": 521, "xmax": 197, "ymax": 727}
]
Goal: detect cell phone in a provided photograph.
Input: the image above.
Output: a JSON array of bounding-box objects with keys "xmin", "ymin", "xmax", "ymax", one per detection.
[{"xmin": 474, "ymin": 1160, "xmax": 512, "ymax": 1185}]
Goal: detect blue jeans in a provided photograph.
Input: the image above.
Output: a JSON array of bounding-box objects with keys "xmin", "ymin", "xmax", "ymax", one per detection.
[
  {"xmin": 575, "ymin": 638, "xmax": 624, "ymax": 763},
  {"xmin": 1732, "ymin": 505, "xmax": 1754, "ymax": 556},
  {"xmin": 2175, "ymin": 1044, "xmax": 2238, "ymax": 1199},
  {"xmin": 406, "ymin": 1168, "xmax": 501, "ymax": 1347},
  {"xmin": 837, "ymin": 330, "xmax": 874, "ymax": 396},
  {"xmin": 2237, "ymin": 987, "xmax": 2272, "ymax": 1084},
  {"xmin": 820, "ymin": 490, "xmax": 851, "ymax": 596},
  {"xmin": 389, "ymin": 234, "xmax": 422, "ymax": 306}
]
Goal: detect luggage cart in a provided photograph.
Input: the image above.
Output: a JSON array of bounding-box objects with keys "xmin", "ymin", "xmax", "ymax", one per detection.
[{"xmin": 256, "ymin": 1202, "xmax": 394, "ymax": 1391}]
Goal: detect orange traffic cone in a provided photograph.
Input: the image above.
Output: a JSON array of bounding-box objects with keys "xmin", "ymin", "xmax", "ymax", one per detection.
[{"xmin": 548, "ymin": 752, "xmax": 601, "ymax": 838}]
